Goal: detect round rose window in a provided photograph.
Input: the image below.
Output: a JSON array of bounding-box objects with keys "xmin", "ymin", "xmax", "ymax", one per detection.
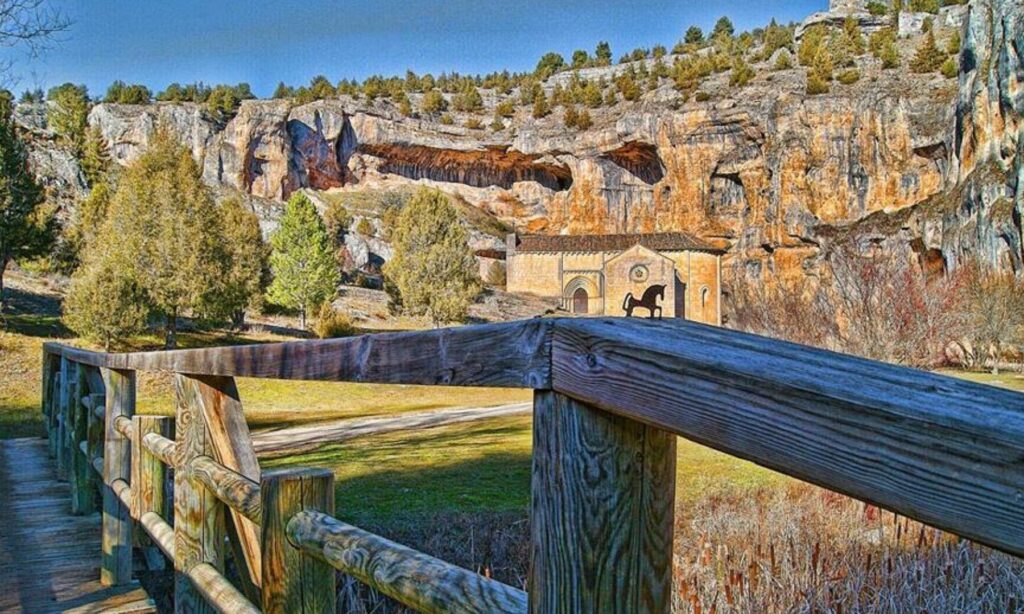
[{"xmin": 629, "ymin": 265, "xmax": 649, "ymax": 283}]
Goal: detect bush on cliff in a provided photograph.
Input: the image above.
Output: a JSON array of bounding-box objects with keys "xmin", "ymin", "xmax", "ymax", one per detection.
[{"xmin": 911, "ymin": 30, "xmax": 947, "ymax": 73}]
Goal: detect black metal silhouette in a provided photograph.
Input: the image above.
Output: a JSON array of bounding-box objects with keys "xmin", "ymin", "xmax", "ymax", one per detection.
[{"xmin": 622, "ymin": 284, "xmax": 665, "ymax": 319}]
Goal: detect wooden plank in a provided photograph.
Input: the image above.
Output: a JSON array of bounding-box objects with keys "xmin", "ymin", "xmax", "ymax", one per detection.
[
  {"xmin": 187, "ymin": 375, "xmax": 262, "ymax": 588},
  {"xmin": 529, "ymin": 390, "xmax": 675, "ymax": 614},
  {"xmin": 188, "ymin": 563, "xmax": 260, "ymax": 614},
  {"xmin": 70, "ymin": 362, "xmax": 97, "ymax": 515},
  {"xmin": 142, "ymin": 432, "xmax": 176, "ymax": 466},
  {"xmin": 173, "ymin": 374, "xmax": 225, "ymax": 614},
  {"xmin": 56, "ymin": 357, "xmax": 70, "ymax": 480},
  {"xmin": 132, "ymin": 416, "xmax": 173, "ymax": 570},
  {"xmin": 550, "ymin": 317, "xmax": 1024, "ymax": 558},
  {"xmin": 101, "ymin": 368, "xmax": 135, "ymax": 586},
  {"xmin": 260, "ymin": 468, "xmax": 335, "ymax": 614},
  {"xmin": 289, "ymin": 511, "xmax": 525, "ymax": 614},
  {"xmin": 44, "ymin": 319, "xmax": 553, "ymax": 388}
]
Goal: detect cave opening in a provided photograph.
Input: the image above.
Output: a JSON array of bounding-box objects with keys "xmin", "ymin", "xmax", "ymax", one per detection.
[{"xmin": 600, "ymin": 141, "xmax": 665, "ymax": 185}]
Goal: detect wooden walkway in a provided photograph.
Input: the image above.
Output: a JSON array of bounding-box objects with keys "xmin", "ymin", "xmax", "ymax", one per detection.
[{"xmin": 0, "ymin": 438, "xmax": 155, "ymax": 613}]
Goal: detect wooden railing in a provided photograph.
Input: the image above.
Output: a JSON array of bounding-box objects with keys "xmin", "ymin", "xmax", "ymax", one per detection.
[{"xmin": 40, "ymin": 318, "xmax": 1024, "ymax": 613}]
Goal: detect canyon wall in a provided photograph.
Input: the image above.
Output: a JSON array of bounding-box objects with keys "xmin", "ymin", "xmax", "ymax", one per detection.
[{"xmin": 32, "ymin": 0, "xmax": 1021, "ymax": 289}]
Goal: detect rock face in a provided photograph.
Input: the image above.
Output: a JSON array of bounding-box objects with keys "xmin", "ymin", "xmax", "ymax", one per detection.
[{"xmin": 68, "ymin": 0, "xmax": 1021, "ymax": 288}]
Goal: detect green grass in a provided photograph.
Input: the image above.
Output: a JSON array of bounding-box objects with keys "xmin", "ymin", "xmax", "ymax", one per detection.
[
  {"xmin": 936, "ymin": 369, "xmax": 1024, "ymax": 393},
  {"xmin": 261, "ymin": 412, "xmax": 786, "ymax": 528}
]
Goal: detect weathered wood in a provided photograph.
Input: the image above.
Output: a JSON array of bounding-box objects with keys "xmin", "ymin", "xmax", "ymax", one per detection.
[
  {"xmin": 289, "ymin": 511, "xmax": 524, "ymax": 614},
  {"xmin": 85, "ymin": 392, "xmax": 104, "ymax": 493},
  {"xmin": 101, "ymin": 368, "xmax": 135, "ymax": 587},
  {"xmin": 189, "ymin": 563, "xmax": 261, "ymax": 614},
  {"xmin": 260, "ymin": 468, "xmax": 335, "ymax": 614},
  {"xmin": 551, "ymin": 317, "xmax": 1024, "ymax": 558},
  {"xmin": 186, "ymin": 375, "xmax": 262, "ymax": 588},
  {"xmin": 173, "ymin": 374, "xmax": 226, "ymax": 614},
  {"xmin": 529, "ymin": 390, "xmax": 675, "ymax": 614},
  {"xmin": 43, "ymin": 319, "xmax": 553, "ymax": 388},
  {"xmin": 70, "ymin": 361, "xmax": 98, "ymax": 514},
  {"xmin": 113, "ymin": 415, "xmax": 135, "ymax": 441},
  {"xmin": 48, "ymin": 372, "xmax": 61, "ymax": 459},
  {"xmin": 142, "ymin": 431, "xmax": 176, "ymax": 466},
  {"xmin": 139, "ymin": 511, "xmax": 175, "ymax": 560},
  {"xmin": 55, "ymin": 357, "xmax": 70, "ymax": 480},
  {"xmin": 132, "ymin": 416, "xmax": 174, "ymax": 569},
  {"xmin": 0, "ymin": 438, "xmax": 156, "ymax": 613},
  {"xmin": 192, "ymin": 455, "xmax": 261, "ymax": 524}
]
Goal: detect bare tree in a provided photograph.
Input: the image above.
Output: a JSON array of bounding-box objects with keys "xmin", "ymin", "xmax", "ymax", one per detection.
[
  {"xmin": 0, "ymin": 0, "xmax": 70, "ymax": 83},
  {"xmin": 959, "ymin": 261, "xmax": 1024, "ymax": 374}
]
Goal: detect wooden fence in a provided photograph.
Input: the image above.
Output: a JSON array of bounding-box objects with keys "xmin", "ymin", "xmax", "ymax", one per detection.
[{"xmin": 40, "ymin": 317, "xmax": 1024, "ymax": 613}]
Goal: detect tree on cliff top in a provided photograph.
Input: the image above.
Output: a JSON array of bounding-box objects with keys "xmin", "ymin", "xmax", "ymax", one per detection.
[
  {"xmin": 0, "ymin": 91, "xmax": 51, "ymax": 313},
  {"xmin": 685, "ymin": 26, "xmax": 705, "ymax": 45},
  {"xmin": 383, "ymin": 188, "xmax": 480, "ymax": 327},
  {"xmin": 267, "ymin": 192, "xmax": 339, "ymax": 330},
  {"xmin": 46, "ymin": 83, "xmax": 89, "ymax": 154},
  {"xmin": 712, "ymin": 16, "xmax": 735, "ymax": 40}
]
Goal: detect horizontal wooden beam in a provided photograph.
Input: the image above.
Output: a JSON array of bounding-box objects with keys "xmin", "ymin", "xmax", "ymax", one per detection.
[
  {"xmin": 189, "ymin": 563, "xmax": 261, "ymax": 614},
  {"xmin": 550, "ymin": 317, "xmax": 1024, "ymax": 558},
  {"xmin": 191, "ymin": 455, "xmax": 262, "ymax": 524},
  {"xmin": 142, "ymin": 432, "xmax": 176, "ymax": 467},
  {"xmin": 289, "ymin": 511, "xmax": 527, "ymax": 614},
  {"xmin": 44, "ymin": 319, "xmax": 553, "ymax": 388}
]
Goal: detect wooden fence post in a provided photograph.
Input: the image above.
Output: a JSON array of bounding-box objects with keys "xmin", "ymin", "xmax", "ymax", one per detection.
[
  {"xmin": 40, "ymin": 351, "xmax": 57, "ymax": 442},
  {"xmin": 56, "ymin": 356, "xmax": 70, "ymax": 480},
  {"xmin": 101, "ymin": 367, "xmax": 135, "ymax": 586},
  {"xmin": 174, "ymin": 374, "xmax": 226, "ymax": 614},
  {"xmin": 70, "ymin": 362, "xmax": 97, "ymax": 514},
  {"xmin": 260, "ymin": 468, "xmax": 336, "ymax": 614},
  {"xmin": 132, "ymin": 415, "xmax": 174, "ymax": 570},
  {"xmin": 48, "ymin": 369, "xmax": 61, "ymax": 458},
  {"xmin": 529, "ymin": 390, "xmax": 676, "ymax": 614}
]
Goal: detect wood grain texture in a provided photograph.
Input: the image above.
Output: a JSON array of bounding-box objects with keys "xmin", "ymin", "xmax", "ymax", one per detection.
[
  {"xmin": 188, "ymin": 375, "xmax": 262, "ymax": 588},
  {"xmin": 529, "ymin": 390, "xmax": 675, "ymax": 614},
  {"xmin": 43, "ymin": 319, "xmax": 553, "ymax": 388},
  {"xmin": 192, "ymin": 455, "xmax": 261, "ymax": 523},
  {"xmin": 70, "ymin": 361, "xmax": 98, "ymax": 515},
  {"xmin": 260, "ymin": 468, "xmax": 335, "ymax": 614},
  {"xmin": 132, "ymin": 416, "xmax": 174, "ymax": 567},
  {"xmin": 142, "ymin": 432, "xmax": 176, "ymax": 467},
  {"xmin": 0, "ymin": 438, "xmax": 156, "ymax": 613},
  {"xmin": 101, "ymin": 368, "xmax": 135, "ymax": 587},
  {"xmin": 188, "ymin": 563, "xmax": 260, "ymax": 614},
  {"xmin": 55, "ymin": 358, "xmax": 70, "ymax": 480},
  {"xmin": 139, "ymin": 511, "xmax": 175, "ymax": 560},
  {"xmin": 551, "ymin": 317, "xmax": 1024, "ymax": 558},
  {"xmin": 289, "ymin": 511, "xmax": 526, "ymax": 614},
  {"xmin": 173, "ymin": 374, "xmax": 226, "ymax": 614}
]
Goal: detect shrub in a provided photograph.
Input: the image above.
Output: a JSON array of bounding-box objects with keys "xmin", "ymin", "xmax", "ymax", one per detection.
[
  {"xmin": 494, "ymin": 99, "xmax": 515, "ymax": 118},
  {"xmin": 532, "ymin": 90, "xmax": 550, "ymax": 118},
  {"xmin": 695, "ymin": 91, "xmax": 711, "ymax": 102},
  {"xmin": 489, "ymin": 118, "xmax": 505, "ymax": 132},
  {"xmin": 807, "ymin": 70, "xmax": 831, "ymax": 95},
  {"xmin": 421, "ymin": 89, "xmax": 447, "ymax": 114},
  {"xmin": 485, "ymin": 260, "xmax": 506, "ymax": 288},
  {"xmin": 451, "ymin": 86, "xmax": 483, "ymax": 113},
  {"xmin": 946, "ymin": 31, "xmax": 962, "ymax": 54},
  {"xmin": 774, "ymin": 49, "xmax": 794, "ymax": 70},
  {"xmin": 870, "ymin": 28, "xmax": 900, "ymax": 69},
  {"xmin": 464, "ymin": 118, "xmax": 483, "ymax": 130},
  {"xmin": 440, "ymin": 113, "xmax": 454, "ymax": 125},
  {"xmin": 867, "ymin": 1, "xmax": 888, "ymax": 15},
  {"xmin": 729, "ymin": 59, "xmax": 755, "ymax": 87},
  {"xmin": 356, "ymin": 218, "xmax": 374, "ymax": 236},
  {"xmin": 941, "ymin": 56, "xmax": 959, "ymax": 78},
  {"xmin": 311, "ymin": 303, "xmax": 354, "ymax": 338},
  {"xmin": 837, "ymin": 68, "xmax": 861, "ymax": 84},
  {"xmin": 576, "ymin": 108, "xmax": 593, "ymax": 130},
  {"xmin": 563, "ymin": 105, "xmax": 579, "ymax": 128}
]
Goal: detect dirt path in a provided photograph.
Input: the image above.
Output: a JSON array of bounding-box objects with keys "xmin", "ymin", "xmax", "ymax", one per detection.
[{"xmin": 251, "ymin": 402, "xmax": 532, "ymax": 457}]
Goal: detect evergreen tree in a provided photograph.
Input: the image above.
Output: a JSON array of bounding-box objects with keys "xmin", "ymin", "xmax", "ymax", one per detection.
[
  {"xmin": 452, "ymin": 85, "xmax": 483, "ymax": 112},
  {"xmin": 267, "ymin": 192, "xmax": 340, "ymax": 330},
  {"xmin": 64, "ymin": 128, "xmax": 234, "ymax": 346},
  {"xmin": 535, "ymin": 52, "xmax": 566, "ymax": 79},
  {"xmin": 421, "ymin": 89, "xmax": 447, "ymax": 114},
  {"xmin": 595, "ymin": 41, "xmax": 613, "ymax": 66},
  {"xmin": 685, "ymin": 26, "xmax": 705, "ymax": 45},
  {"xmin": 63, "ymin": 256, "xmax": 147, "ymax": 350},
  {"xmin": 712, "ymin": 16, "xmax": 735, "ymax": 40},
  {"xmin": 218, "ymin": 196, "xmax": 270, "ymax": 328},
  {"xmin": 532, "ymin": 89, "xmax": 551, "ymax": 118},
  {"xmin": 911, "ymin": 30, "xmax": 946, "ymax": 73},
  {"xmin": 80, "ymin": 125, "xmax": 110, "ymax": 187},
  {"xmin": 563, "ymin": 105, "xmax": 579, "ymax": 128},
  {"xmin": 576, "ymin": 108, "xmax": 593, "ymax": 130},
  {"xmin": 382, "ymin": 188, "xmax": 480, "ymax": 327},
  {"xmin": 46, "ymin": 83, "xmax": 89, "ymax": 154},
  {"xmin": 0, "ymin": 92, "xmax": 51, "ymax": 312},
  {"xmin": 572, "ymin": 49, "xmax": 590, "ymax": 68},
  {"xmin": 273, "ymin": 82, "xmax": 295, "ymax": 99}
]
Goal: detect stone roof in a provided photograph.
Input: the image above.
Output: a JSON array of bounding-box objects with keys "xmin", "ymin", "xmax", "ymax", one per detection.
[{"xmin": 514, "ymin": 232, "xmax": 722, "ymax": 254}]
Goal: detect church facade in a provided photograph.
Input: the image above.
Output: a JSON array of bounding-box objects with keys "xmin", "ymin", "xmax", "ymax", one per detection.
[{"xmin": 505, "ymin": 233, "xmax": 723, "ymax": 325}]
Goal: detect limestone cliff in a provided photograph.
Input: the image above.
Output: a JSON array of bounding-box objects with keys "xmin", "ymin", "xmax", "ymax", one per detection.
[{"xmin": 28, "ymin": 0, "xmax": 1021, "ymax": 287}]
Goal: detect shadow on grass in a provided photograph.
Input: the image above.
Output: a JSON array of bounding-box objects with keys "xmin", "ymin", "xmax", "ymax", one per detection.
[
  {"xmin": 2, "ymin": 285, "xmax": 70, "ymax": 338},
  {"xmin": 0, "ymin": 400, "xmax": 44, "ymax": 439}
]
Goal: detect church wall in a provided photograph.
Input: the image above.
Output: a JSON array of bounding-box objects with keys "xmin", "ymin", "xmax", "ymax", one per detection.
[
  {"xmin": 506, "ymin": 252, "xmax": 563, "ymax": 296},
  {"xmin": 605, "ymin": 246, "xmax": 677, "ymax": 318}
]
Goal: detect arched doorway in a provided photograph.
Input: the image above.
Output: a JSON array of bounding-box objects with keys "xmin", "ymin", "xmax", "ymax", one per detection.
[{"xmin": 572, "ymin": 287, "xmax": 589, "ymax": 314}]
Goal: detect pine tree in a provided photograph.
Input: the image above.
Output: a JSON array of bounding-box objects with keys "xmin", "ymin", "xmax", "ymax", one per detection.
[
  {"xmin": 685, "ymin": 26, "xmax": 704, "ymax": 45},
  {"xmin": 218, "ymin": 196, "xmax": 270, "ymax": 328},
  {"xmin": 911, "ymin": 30, "xmax": 946, "ymax": 73},
  {"xmin": 576, "ymin": 108, "xmax": 593, "ymax": 130},
  {"xmin": 563, "ymin": 105, "xmax": 579, "ymax": 128},
  {"xmin": 532, "ymin": 89, "xmax": 551, "ymax": 118},
  {"xmin": 64, "ymin": 255, "xmax": 147, "ymax": 350},
  {"xmin": 0, "ymin": 92, "xmax": 51, "ymax": 312},
  {"xmin": 382, "ymin": 188, "xmax": 481, "ymax": 327},
  {"xmin": 595, "ymin": 41, "xmax": 613, "ymax": 66},
  {"xmin": 267, "ymin": 192, "xmax": 340, "ymax": 330},
  {"xmin": 46, "ymin": 83, "xmax": 90, "ymax": 154},
  {"xmin": 712, "ymin": 16, "xmax": 735, "ymax": 40},
  {"xmin": 80, "ymin": 125, "xmax": 110, "ymax": 187}
]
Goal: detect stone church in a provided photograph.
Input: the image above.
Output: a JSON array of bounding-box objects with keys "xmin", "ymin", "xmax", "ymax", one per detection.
[{"xmin": 505, "ymin": 233, "xmax": 723, "ymax": 324}]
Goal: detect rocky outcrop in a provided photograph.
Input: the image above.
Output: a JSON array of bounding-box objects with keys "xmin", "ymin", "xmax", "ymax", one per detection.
[{"xmin": 64, "ymin": 0, "xmax": 1020, "ymax": 287}]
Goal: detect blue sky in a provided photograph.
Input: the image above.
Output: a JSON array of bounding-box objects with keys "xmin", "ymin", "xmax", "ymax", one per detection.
[{"xmin": 10, "ymin": 0, "xmax": 824, "ymax": 98}]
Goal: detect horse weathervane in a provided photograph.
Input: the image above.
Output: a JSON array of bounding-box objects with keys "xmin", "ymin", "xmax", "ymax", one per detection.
[{"xmin": 622, "ymin": 285, "xmax": 665, "ymax": 319}]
